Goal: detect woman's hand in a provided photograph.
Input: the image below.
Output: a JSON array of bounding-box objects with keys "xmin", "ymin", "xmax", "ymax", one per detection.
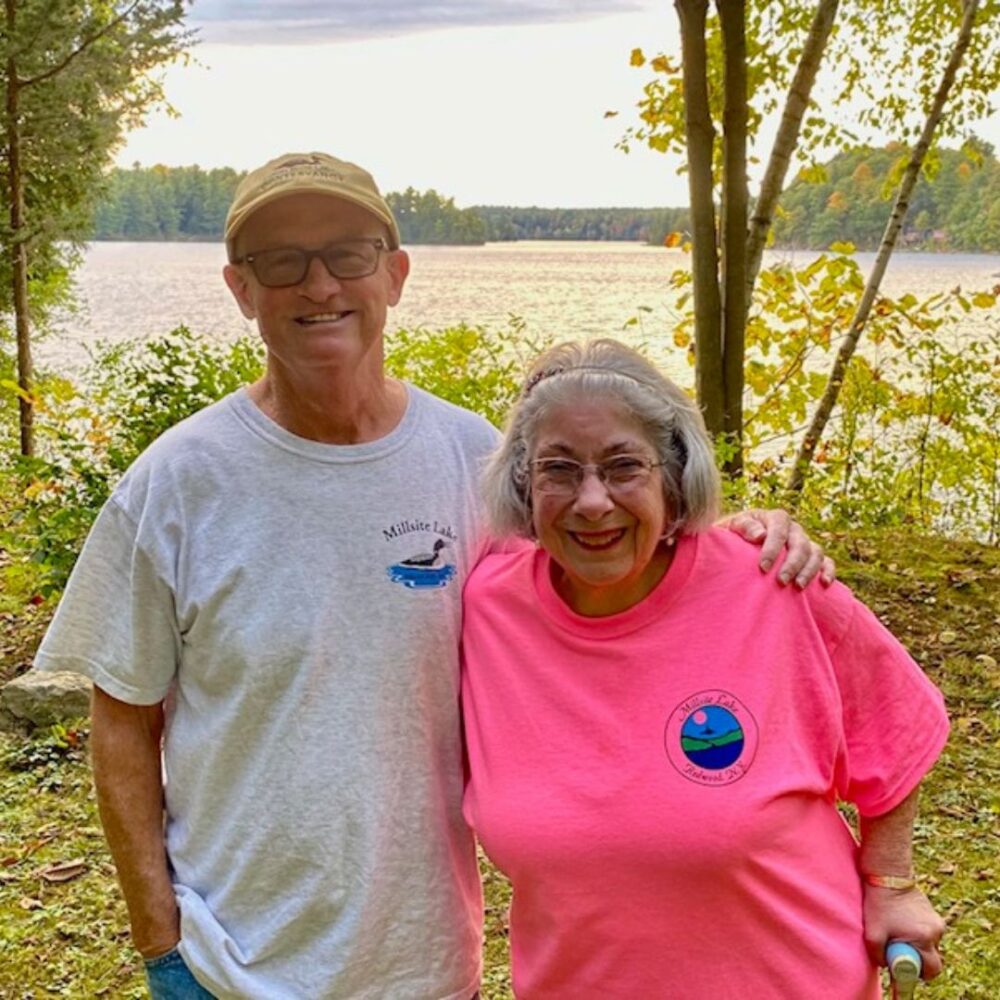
[
  {"xmin": 720, "ymin": 508, "xmax": 835, "ymax": 586},
  {"xmin": 863, "ymin": 884, "xmax": 946, "ymax": 980}
]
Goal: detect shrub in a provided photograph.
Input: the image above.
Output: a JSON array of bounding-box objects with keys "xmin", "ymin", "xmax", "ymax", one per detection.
[
  {"xmin": 0, "ymin": 320, "xmax": 546, "ymax": 604},
  {"xmin": 91, "ymin": 326, "xmax": 266, "ymax": 473},
  {"xmin": 384, "ymin": 316, "xmax": 547, "ymax": 428}
]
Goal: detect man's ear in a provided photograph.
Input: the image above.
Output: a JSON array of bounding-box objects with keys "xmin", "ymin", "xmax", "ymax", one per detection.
[
  {"xmin": 385, "ymin": 249, "xmax": 410, "ymax": 307},
  {"xmin": 223, "ymin": 264, "xmax": 257, "ymax": 320}
]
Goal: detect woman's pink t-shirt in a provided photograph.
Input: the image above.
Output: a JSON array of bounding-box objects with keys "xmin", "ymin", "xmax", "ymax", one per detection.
[{"xmin": 461, "ymin": 529, "xmax": 948, "ymax": 998}]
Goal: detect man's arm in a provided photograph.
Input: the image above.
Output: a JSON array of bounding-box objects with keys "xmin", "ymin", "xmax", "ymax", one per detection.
[
  {"xmin": 858, "ymin": 786, "xmax": 945, "ymax": 979},
  {"xmin": 721, "ymin": 508, "xmax": 835, "ymax": 587},
  {"xmin": 91, "ymin": 685, "xmax": 180, "ymax": 958}
]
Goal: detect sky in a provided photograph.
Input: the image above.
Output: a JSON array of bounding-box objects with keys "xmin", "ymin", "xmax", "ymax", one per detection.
[{"xmin": 115, "ymin": 0, "xmax": 1000, "ymax": 209}]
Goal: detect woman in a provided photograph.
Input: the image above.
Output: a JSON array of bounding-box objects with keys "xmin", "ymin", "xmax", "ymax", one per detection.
[{"xmin": 461, "ymin": 339, "xmax": 948, "ymax": 998}]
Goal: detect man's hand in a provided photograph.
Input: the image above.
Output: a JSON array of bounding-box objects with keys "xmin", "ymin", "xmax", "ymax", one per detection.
[{"xmin": 721, "ymin": 509, "xmax": 835, "ymax": 587}]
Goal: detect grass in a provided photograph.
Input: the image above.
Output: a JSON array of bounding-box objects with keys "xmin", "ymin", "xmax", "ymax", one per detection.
[{"xmin": 1, "ymin": 529, "xmax": 997, "ymax": 998}]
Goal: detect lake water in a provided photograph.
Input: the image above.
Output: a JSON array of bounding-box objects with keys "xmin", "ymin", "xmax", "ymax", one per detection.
[{"xmin": 45, "ymin": 241, "xmax": 1000, "ymax": 383}]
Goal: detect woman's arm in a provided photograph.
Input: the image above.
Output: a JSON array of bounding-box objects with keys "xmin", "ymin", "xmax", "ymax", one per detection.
[{"xmin": 858, "ymin": 785, "xmax": 945, "ymax": 979}]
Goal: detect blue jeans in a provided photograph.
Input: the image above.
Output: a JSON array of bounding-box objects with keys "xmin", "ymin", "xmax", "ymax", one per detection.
[
  {"xmin": 144, "ymin": 947, "xmax": 215, "ymax": 999},
  {"xmin": 145, "ymin": 949, "xmax": 479, "ymax": 999}
]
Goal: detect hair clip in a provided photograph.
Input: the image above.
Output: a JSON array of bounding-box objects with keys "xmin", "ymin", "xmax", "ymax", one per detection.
[{"xmin": 522, "ymin": 367, "xmax": 564, "ymax": 396}]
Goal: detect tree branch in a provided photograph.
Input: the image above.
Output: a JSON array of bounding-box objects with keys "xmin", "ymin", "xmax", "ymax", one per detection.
[
  {"xmin": 21, "ymin": 0, "xmax": 143, "ymax": 89},
  {"xmin": 787, "ymin": 0, "xmax": 981, "ymax": 495},
  {"xmin": 746, "ymin": 0, "xmax": 840, "ymax": 296}
]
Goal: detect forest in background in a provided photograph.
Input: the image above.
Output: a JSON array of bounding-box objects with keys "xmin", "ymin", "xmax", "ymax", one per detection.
[
  {"xmin": 773, "ymin": 140, "xmax": 1000, "ymax": 251},
  {"xmin": 88, "ymin": 143, "xmax": 1000, "ymax": 249},
  {"xmin": 89, "ymin": 165, "xmax": 678, "ymax": 244}
]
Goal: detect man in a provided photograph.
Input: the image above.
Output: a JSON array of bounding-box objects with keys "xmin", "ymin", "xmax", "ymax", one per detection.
[{"xmin": 35, "ymin": 152, "xmax": 829, "ymax": 999}]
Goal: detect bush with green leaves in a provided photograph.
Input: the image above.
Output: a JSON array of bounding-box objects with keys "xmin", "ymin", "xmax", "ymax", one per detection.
[
  {"xmin": 709, "ymin": 251, "xmax": 1000, "ymax": 542},
  {"xmin": 91, "ymin": 326, "xmax": 266, "ymax": 473},
  {"xmin": 384, "ymin": 316, "xmax": 548, "ymax": 428},
  {"xmin": 0, "ymin": 320, "xmax": 546, "ymax": 604}
]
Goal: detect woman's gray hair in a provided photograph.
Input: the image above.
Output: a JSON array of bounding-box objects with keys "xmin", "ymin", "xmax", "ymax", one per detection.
[{"xmin": 482, "ymin": 338, "xmax": 721, "ymax": 538}]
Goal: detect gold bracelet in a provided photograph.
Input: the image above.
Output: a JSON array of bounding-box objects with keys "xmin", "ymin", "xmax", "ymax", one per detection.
[{"xmin": 863, "ymin": 872, "xmax": 917, "ymax": 890}]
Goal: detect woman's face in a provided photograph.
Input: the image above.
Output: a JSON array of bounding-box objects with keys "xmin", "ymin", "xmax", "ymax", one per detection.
[{"xmin": 530, "ymin": 397, "xmax": 673, "ymax": 616}]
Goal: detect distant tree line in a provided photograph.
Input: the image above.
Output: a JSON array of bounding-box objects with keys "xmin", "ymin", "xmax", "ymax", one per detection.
[
  {"xmin": 386, "ymin": 187, "xmax": 487, "ymax": 244},
  {"xmin": 773, "ymin": 140, "xmax": 1000, "ymax": 252},
  {"xmin": 471, "ymin": 205, "xmax": 688, "ymax": 242},
  {"xmin": 90, "ymin": 147, "xmax": 1000, "ymax": 251},
  {"xmin": 89, "ymin": 166, "xmax": 687, "ymax": 245},
  {"xmin": 93, "ymin": 164, "xmax": 239, "ymax": 241}
]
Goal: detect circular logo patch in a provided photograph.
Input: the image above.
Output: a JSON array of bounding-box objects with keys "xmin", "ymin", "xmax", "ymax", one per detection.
[{"xmin": 664, "ymin": 689, "xmax": 758, "ymax": 786}]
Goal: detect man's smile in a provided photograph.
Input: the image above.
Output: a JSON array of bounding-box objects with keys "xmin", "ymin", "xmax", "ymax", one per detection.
[{"xmin": 296, "ymin": 311, "xmax": 352, "ymax": 326}]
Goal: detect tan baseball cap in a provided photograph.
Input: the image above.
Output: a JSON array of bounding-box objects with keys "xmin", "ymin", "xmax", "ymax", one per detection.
[{"xmin": 224, "ymin": 152, "xmax": 401, "ymax": 256}]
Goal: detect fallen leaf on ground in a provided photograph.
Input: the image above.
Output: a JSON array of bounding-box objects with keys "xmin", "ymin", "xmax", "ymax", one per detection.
[{"xmin": 39, "ymin": 859, "xmax": 88, "ymax": 883}]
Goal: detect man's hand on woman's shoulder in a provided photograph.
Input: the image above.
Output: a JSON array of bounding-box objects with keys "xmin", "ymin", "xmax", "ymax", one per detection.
[{"xmin": 720, "ymin": 509, "xmax": 835, "ymax": 588}]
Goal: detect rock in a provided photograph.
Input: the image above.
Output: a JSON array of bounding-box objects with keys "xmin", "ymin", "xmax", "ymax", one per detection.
[{"xmin": 0, "ymin": 671, "xmax": 92, "ymax": 732}]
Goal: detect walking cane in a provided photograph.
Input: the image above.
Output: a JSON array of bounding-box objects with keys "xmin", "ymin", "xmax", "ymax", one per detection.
[{"xmin": 886, "ymin": 941, "xmax": 922, "ymax": 1000}]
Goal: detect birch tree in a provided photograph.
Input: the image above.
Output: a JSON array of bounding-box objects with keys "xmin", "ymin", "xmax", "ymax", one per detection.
[
  {"xmin": 787, "ymin": 0, "xmax": 983, "ymax": 492},
  {"xmin": 619, "ymin": 0, "xmax": 1000, "ymax": 478}
]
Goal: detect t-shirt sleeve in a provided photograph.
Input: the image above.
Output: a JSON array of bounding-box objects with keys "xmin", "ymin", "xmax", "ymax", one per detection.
[
  {"xmin": 33, "ymin": 497, "xmax": 181, "ymax": 705},
  {"xmin": 815, "ymin": 587, "xmax": 949, "ymax": 816}
]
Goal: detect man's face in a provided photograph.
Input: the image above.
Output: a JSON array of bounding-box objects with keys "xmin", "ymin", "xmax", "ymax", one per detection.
[{"xmin": 223, "ymin": 193, "xmax": 409, "ymax": 376}]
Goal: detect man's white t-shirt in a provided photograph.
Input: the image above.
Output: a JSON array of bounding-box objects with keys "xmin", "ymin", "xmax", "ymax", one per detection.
[{"xmin": 35, "ymin": 385, "xmax": 500, "ymax": 999}]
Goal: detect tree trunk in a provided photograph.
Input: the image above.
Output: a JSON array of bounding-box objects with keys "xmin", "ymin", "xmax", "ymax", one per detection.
[
  {"xmin": 718, "ymin": 0, "xmax": 748, "ymax": 477},
  {"xmin": 4, "ymin": 0, "xmax": 34, "ymax": 456},
  {"xmin": 675, "ymin": 0, "xmax": 724, "ymax": 438},
  {"xmin": 746, "ymin": 0, "xmax": 840, "ymax": 296},
  {"xmin": 787, "ymin": 0, "xmax": 980, "ymax": 494}
]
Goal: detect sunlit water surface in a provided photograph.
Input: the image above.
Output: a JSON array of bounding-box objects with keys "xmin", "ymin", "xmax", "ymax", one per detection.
[{"xmin": 45, "ymin": 241, "xmax": 1000, "ymax": 385}]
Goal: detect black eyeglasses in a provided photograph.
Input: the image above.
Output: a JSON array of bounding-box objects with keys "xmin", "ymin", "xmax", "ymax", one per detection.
[
  {"xmin": 530, "ymin": 455, "xmax": 663, "ymax": 497},
  {"xmin": 232, "ymin": 237, "xmax": 391, "ymax": 288}
]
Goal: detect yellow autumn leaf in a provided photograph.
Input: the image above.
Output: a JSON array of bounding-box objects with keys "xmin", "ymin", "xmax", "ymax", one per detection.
[
  {"xmin": 673, "ymin": 329, "xmax": 692, "ymax": 349},
  {"xmin": 971, "ymin": 292, "xmax": 996, "ymax": 309},
  {"xmin": 630, "ymin": 48, "xmax": 645, "ymax": 67},
  {"xmin": 650, "ymin": 55, "xmax": 672, "ymax": 73},
  {"xmin": 664, "ymin": 231, "xmax": 683, "ymax": 248},
  {"xmin": 23, "ymin": 479, "xmax": 49, "ymax": 501}
]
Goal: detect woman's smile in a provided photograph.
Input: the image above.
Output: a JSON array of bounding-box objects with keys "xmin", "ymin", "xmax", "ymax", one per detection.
[{"xmin": 566, "ymin": 526, "xmax": 628, "ymax": 550}]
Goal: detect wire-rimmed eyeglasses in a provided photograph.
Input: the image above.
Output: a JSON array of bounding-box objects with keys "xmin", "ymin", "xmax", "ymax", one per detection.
[
  {"xmin": 231, "ymin": 237, "xmax": 391, "ymax": 288},
  {"xmin": 530, "ymin": 455, "xmax": 662, "ymax": 497}
]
